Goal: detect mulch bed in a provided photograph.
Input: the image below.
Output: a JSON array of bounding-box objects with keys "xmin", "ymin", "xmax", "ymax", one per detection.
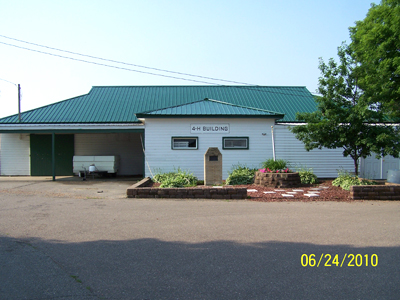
[
  {"xmin": 240, "ymin": 179, "xmax": 351, "ymax": 202},
  {"xmin": 148, "ymin": 179, "xmax": 352, "ymax": 202}
]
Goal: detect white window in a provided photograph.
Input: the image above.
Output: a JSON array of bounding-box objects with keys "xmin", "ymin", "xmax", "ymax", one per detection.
[
  {"xmin": 223, "ymin": 137, "xmax": 249, "ymax": 149},
  {"xmin": 172, "ymin": 137, "xmax": 198, "ymax": 150}
]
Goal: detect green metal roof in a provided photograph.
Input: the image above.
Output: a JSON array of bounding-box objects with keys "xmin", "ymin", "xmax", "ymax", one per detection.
[
  {"xmin": 136, "ymin": 98, "xmax": 284, "ymax": 118},
  {"xmin": 0, "ymin": 86, "xmax": 317, "ymax": 124}
]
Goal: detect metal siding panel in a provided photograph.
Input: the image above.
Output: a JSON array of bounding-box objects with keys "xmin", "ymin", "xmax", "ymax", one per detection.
[
  {"xmin": 0, "ymin": 133, "xmax": 30, "ymax": 175},
  {"xmin": 114, "ymin": 88, "xmax": 130, "ymax": 122},
  {"xmin": 144, "ymin": 118, "xmax": 274, "ymax": 180},
  {"xmin": 74, "ymin": 133, "xmax": 144, "ymax": 176},
  {"xmin": 274, "ymin": 125, "xmax": 354, "ymax": 178}
]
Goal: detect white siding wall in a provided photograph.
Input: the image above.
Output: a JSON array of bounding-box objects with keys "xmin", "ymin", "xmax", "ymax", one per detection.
[
  {"xmin": 144, "ymin": 118, "xmax": 275, "ymax": 180},
  {"xmin": 74, "ymin": 133, "xmax": 144, "ymax": 176},
  {"xmin": 274, "ymin": 124, "xmax": 354, "ymax": 177},
  {"xmin": 0, "ymin": 133, "xmax": 30, "ymax": 175}
]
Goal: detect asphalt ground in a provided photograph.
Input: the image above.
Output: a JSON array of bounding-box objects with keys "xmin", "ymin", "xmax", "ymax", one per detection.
[{"xmin": 0, "ymin": 178, "xmax": 400, "ymax": 299}]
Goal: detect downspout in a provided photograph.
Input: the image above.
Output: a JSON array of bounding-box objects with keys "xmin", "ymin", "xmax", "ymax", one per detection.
[
  {"xmin": 18, "ymin": 84, "xmax": 21, "ymax": 122},
  {"xmin": 141, "ymin": 132, "xmax": 145, "ymax": 177},
  {"xmin": 140, "ymin": 131, "xmax": 154, "ymax": 178},
  {"xmin": 271, "ymin": 126, "xmax": 276, "ymax": 161}
]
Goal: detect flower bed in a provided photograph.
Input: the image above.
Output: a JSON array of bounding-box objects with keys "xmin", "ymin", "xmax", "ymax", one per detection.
[
  {"xmin": 254, "ymin": 171, "xmax": 301, "ymax": 188},
  {"xmin": 126, "ymin": 178, "xmax": 397, "ymax": 201},
  {"xmin": 126, "ymin": 177, "xmax": 247, "ymax": 199}
]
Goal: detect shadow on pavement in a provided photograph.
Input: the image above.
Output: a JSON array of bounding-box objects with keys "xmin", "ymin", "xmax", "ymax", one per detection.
[{"xmin": 1, "ymin": 236, "xmax": 399, "ymax": 300}]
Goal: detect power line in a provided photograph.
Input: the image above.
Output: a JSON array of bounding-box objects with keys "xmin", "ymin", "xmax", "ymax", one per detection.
[
  {"xmin": 0, "ymin": 34, "xmax": 257, "ymax": 86},
  {"xmin": 0, "ymin": 37, "xmax": 314, "ymax": 99},
  {"xmin": 0, "ymin": 40, "xmax": 219, "ymax": 85},
  {"xmin": 0, "ymin": 77, "xmax": 17, "ymax": 86}
]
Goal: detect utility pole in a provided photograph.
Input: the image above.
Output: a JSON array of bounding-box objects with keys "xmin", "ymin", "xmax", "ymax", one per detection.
[
  {"xmin": 18, "ymin": 84, "xmax": 21, "ymax": 122},
  {"xmin": 0, "ymin": 78, "xmax": 20, "ymax": 120}
]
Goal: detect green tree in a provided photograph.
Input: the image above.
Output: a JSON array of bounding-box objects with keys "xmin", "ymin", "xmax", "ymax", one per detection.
[
  {"xmin": 290, "ymin": 44, "xmax": 400, "ymax": 175},
  {"xmin": 349, "ymin": 0, "xmax": 400, "ymax": 119}
]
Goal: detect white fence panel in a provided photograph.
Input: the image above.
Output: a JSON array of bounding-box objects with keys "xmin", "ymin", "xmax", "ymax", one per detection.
[{"xmin": 360, "ymin": 155, "xmax": 400, "ymax": 179}]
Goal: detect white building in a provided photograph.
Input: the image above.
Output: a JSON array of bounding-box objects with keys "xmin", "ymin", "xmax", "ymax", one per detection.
[{"xmin": 0, "ymin": 86, "xmax": 395, "ymax": 179}]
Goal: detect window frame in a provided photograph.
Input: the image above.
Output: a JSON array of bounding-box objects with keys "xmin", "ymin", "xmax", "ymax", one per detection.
[
  {"xmin": 222, "ymin": 137, "xmax": 249, "ymax": 150},
  {"xmin": 171, "ymin": 136, "xmax": 199, "ymax": 150}
]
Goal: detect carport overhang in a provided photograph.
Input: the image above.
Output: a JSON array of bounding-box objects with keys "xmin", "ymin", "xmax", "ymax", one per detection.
[
  {"xmin": 0, "ymin": 123, "xmax": 145, "ymax": 181},
  {"xmin": 0, "ymin": 123, "xmax": 144, "ymax": 134}
]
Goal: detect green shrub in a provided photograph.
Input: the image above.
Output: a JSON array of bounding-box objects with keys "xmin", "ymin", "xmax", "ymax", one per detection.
[
  {"xmin": 261, "ymin": 158, "xmax": 289, "ymax": 171},
  {"xmin": 332, "ymin": 170, "xmax": 377, "ymax": 191},
  {"xmin": 298, "ymin": 167, "xmax": 319, "ymax": 184},
  {"xmin": 226, "ymin": 165, "xmax": 257, "ymax": 185},
  {"xmin": 153, "ymin": 168, "xmax": 198, "ymax": 188}
]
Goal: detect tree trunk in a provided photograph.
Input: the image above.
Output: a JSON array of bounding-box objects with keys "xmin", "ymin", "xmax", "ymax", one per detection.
[{"xmin": 353, "ymin": 158, "xmax": 359, "ymax": 176}]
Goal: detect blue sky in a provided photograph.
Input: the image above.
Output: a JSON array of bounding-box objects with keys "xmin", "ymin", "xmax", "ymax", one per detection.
[{"xmin": 0, "ymin": 0, "xmax": 374, "ymax": 118}]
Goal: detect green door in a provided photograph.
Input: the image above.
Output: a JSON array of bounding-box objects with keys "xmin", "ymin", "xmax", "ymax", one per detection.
[{"xmin": 30, "ymin": 134, "xmax": 74, "ymax": 176}]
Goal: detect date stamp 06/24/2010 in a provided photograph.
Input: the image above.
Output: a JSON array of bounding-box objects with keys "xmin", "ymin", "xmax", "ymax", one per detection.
[{"xmin": 301, "ymin": 254, "xmax": 378, "ymax": 267}]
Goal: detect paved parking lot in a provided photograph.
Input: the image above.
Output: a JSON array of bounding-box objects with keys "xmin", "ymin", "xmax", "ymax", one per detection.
[{"xmin": 1, "ymin": 178, "xmax": 400, "ymax": 299}]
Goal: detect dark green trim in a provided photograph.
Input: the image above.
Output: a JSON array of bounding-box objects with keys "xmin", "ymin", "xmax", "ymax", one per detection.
[
  {"xmin": 0, "ymin": 129, "xmax": 144, "ymax": 134},
  {"xmin": 52, "ymin": 133, "xmax": 55, "ymax": 181},
  {"xmin": 222, "ymin": 137, "xmax": 249, "ymax": 150},
  {"xmin": 171, "ymin": 136, "xmax": 199, "ymax": 150}
]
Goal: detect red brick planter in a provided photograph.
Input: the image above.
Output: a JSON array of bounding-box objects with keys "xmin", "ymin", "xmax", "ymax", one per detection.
[
  {"xmin": 350, "ymin": 184, "xmax": 400, "ymax": 200},
  {"xmin": 126, "ymin": 177, "xmax": 247, "ymax": 199},
  {"xmin": 254, "ymin": 171, "xmax": 301, "ymax": 188}
]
